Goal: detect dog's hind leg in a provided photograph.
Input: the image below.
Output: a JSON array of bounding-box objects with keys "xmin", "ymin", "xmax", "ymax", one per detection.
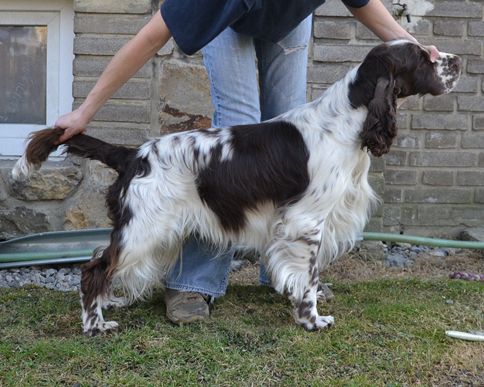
[
  {"xmin": 266, "ymin": 223, "xmax": 334, "ymax": 331},
  {"xmin": 80, "ymin": 245, "xmax": 120, "ymax": 336}
]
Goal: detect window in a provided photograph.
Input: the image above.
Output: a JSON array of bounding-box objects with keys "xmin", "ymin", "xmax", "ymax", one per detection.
[{"xmin": 0, "ymin": 0, "xmax": 73, "ymax": 158}]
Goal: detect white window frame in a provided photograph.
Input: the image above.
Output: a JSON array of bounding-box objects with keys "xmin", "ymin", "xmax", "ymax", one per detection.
[{"xmin": 0, "ymin": 0, "xmax": 73, "ymax": 158}]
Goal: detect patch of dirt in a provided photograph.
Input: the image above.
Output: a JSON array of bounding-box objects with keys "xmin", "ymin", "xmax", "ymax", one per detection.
[{"xmin": 229, "ymin": 249, "xmax": 484, "ymax": 285}]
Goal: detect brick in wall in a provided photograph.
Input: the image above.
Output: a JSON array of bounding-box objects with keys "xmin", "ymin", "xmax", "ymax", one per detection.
[
  {"xmin": 75, "ymin": 14, "xmax": 150, "ymax": 34},
  {"xmin": 456, "ymin": 171, "xmax": 484, "ymax": 186},
  {"xmin": 384, "ymin": 169, "xmax": 418, "ymax": 185},
  {"xmin": 313, "ymin": 44, "xmax": 370, "ymax": 63},
  {"xmin": 476, "ymin": 189, "xmax": 484, "ymax": 203},
  {"xmin": 469, "ymin": 21, "xmax": 484, "ymax": 37},
  {"xmin": 428, "ymin": 1, "xmax": 482, "ymax": 18},
  {"xmin": 313, "ymin": 20, "xmax": 354, "ymax": 40},
  {"xmin": 474, "ymin": 115, "xmax": 484, "ymax": 130},
  {"xmin": 433, "ymin": 19, "xmax": 464, "ymax": 37},
  {"xmin": 411, "ymin": 113, "xmax": 468, "ymax": 130},
  {"xmin": 404, "ymin": 188, "xmax": 473, "ymax": 204},
  {"xmin": 422, "ymin": 171, "xmax": 454, "ymax": 186},
  {"xmin": 461, "ymin": 133, "xmax": 484, "ymax": 148},
  {"xmin": 409, "ymin": 152, "xmax": 477, "ymax": 167},
  {"xmin": 74, "ymin": 0, "xmax": 152, "ymax": 14},
  {"xmin": 424, "ymin": 132, "xmax": 458, "ymax": 149}
]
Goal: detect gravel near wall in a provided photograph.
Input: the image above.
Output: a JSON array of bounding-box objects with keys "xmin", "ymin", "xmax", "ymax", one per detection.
[{"xmin": 0, "ymin": 244, "xmax": 463, "ymax": 292}]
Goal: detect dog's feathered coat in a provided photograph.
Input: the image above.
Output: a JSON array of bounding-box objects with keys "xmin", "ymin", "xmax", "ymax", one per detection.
[{"xmin": 12, "ymin": 40, "xmax": 461, "ymax": 335}]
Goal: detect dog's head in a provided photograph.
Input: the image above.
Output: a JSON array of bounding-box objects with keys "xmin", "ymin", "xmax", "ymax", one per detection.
[{"xmin": 349, "ymin": 40, "xmax": 461, "ymax": 157}]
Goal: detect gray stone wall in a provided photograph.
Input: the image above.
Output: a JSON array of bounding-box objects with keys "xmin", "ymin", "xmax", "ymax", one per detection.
[{"xmin": 0, "ymin": 0, "xmax": 482, "ymax": 240}]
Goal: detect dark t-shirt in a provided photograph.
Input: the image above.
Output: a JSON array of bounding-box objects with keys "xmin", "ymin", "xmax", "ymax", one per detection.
[{"xmin": 161, "ymin": 0, "xmax": 369, "ymax": 55}]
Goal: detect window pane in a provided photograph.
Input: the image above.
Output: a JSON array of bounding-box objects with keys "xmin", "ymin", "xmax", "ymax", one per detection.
[{"xmin": 0, "ymin": 26, "xmax": 47, "ymax": 124}]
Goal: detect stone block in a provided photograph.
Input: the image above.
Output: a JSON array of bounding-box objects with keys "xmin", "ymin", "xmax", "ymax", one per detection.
[
  {"xmin": 428, "ymin": 2, "xmax": 482, "ymax": 18},
  {"xmin": 428, "ymin": 39, "xmax": 481, "ymax": 56},
  {"xmin": 411, "ymin": 113, "xmax": 468, "ymax": 130},
  {"xmin": 409, "ymin": 152, "xmax": 477, "ymax": 167},
  {"xmin": 64, "ymin": 160, "xmax": 117, "ymax": 229},
  {"xmin": 395, "ymin": 134, "xmax": 419, "ymax": 149},
  {"xmin": 452, "ymin": 76, "xmax": 479, "ymax": 93},
  {"xmin": 475, "ymin": 189, "xmax": 484, "ymax": 203},
  {"xmin": 0, "ymin": 207, "xmax": 50, "ymax": 239},
  {"xmin": 75, "ymin": 100, "xmax": 151, "ymax": 123},
  {"xmin": 383, "ymin": 188, "xmax": 403, "ymax": 203},
  {"xmin": 480, "ymin": 153, "xmax": 484, "ymax": 167},
  {"xmin": 87, "ymin": 123, "xmax": 150, "ymax": 146},
  {"xmin": 384, "ymin": 150, "xmax": 407, "ymax": 166},
  {"xmin": 74, "ymin": 0, "xmax": 152, "ymax": 14},
  {"xmin": 75, "ymin": 13, "xmax": 150, "ymax": 34},
  {"xmin": 399, "ymin": 96, "xmax": 421, "ymax": 111},
  {"xmin": 313, "ymin": 44, "xmax": 371, "ymax": 62},
  {"xmin": 468, "ymin": 21, "xmax": 484, "ymax": 37},
  {"xmin": 74, "ymin": 78, "xmax": 151, "ymax": 100},
  {"xmin": 474, "ymin": 115, "xmax": 484, "ymax": 130},
  {"xmin": 456, "ymin": 171, "xmax": 484, "ymax": 186},
  {"xmin": 314, "ymin": 20, "xmax": 353, "ymax": 39},
  {"xmin": 5, "ymin": 164, "xmax": 82, "ymax": 201},
  {"xmin": 315, "ymin": 0, "xmax": 352, "ymax": 17},
  {"xmin": 357, "ymin": 240, "xmax": 385, "ymax": 261},
  {"xmin": 422, "ymin": 171, "xmax": 454, "ymax": 186},
  {"xmin": 159, "ymin": 60, "xmax": 212, "ymax": 132},
  {"xmin": 369, "ymin": 156, "xmax": 385, "ymax": 173},
  {"xmin": 460, "ymin": 227, "xmax": 484, "ymax": 242},
  {"xmin": 461, "ymin": 133, "xmax": 484, "ymax": 148},
  {"xmin": 401, "ymin": 206, "xmax": 418, "ymax": 225},
  {"xmin": 355, "ymin": 24, "xmax": 378, "ymax": 41},
  {"xmin": 74, "ymin": 36, "xmax": 131, "ymax": 56},
  {"xmin": 384, "ymin": 169, "xmax": 417, "ymax": 185},
  {"xmin": 365, "ymin": 217, "xmax": 383, "ymax": 233},
  {"xmin": 467, "ymin": 59, "xmax": 484, "ymax": 74},
  {"xmin": 396, "ymin": 112, "xmax": 409, "ymax": 130},
  {"xmin": 404, "ymin": 188, "xmax": 472, "ymax": 204},
  {"xmin": 417, "ymin": 206, "xmax": 456, "ymax": 226},
  {"xmin": 423, "ymin": 95, "xmax": 454, "ymax": 111},
  {"xmin": 74, "ymin": 55, "xmax": 152, "ymax": 78},
  {"xmin": 308, "ymin": 63, "xmax": 354, "ymax": 84},
  {"xmin": 383, "ymin": 206, "xmax": 401, "ymax": 226},
  {"xmin": 424, "ymin": 132, "xmax": 458, "ymax": 149},
  {"xmin": 433, "ymin": 19, "xmax": 464, "ymax": 36},
  {"xmin": 458, "ymin": 96, "xmax": 484, "ymax": 112},
  {"xmin": 451, "ymin": 206, "xmax": 484, "ymax": 225}
]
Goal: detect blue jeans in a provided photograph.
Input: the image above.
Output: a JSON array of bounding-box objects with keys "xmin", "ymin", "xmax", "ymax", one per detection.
[{"xmin": 165, "ymin": 16, "xmax": 312, "ymax": 297}]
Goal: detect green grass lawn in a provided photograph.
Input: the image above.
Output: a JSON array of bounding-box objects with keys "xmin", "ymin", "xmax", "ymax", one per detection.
[{"xmin": 0, "ymin": 278, "xmax": 482, "ymax": 386}]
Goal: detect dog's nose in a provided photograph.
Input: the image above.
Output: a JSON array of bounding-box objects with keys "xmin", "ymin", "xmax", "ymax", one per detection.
[{"xmin": 449, "ymin": 55, "xmax": 462, "ymax": 73}]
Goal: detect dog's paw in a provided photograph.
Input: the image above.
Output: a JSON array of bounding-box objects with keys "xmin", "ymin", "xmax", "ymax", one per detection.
[
  {"xmin": 83, "ymin": 320, "xmax": 119, "ymax": 337},
  {"xmin": 300, "ymin": 315, "xmax": 334, "ymax": 331}
]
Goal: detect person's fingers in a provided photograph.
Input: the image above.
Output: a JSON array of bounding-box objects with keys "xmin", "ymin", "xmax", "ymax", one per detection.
[{"xmin": 57, "ymin": 127, "xmax": 86, "ymax": 144}]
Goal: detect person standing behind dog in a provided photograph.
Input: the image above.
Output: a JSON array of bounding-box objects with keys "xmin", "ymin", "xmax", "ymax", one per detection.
[{"xmin": 54, "ymin": 0, "xmax": 437, "ymax": 324}]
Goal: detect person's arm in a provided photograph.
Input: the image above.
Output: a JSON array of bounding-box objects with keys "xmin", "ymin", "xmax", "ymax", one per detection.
[
  {"xmin": 347, "ymin": 0, "xmax": 416, "ymax": 42},
  {"xmin": 57, "ymin": 10, "xmax": 171, "ymax": 142},
  {"xmin": 347, "ymin": 0, "xmax": 439, "ymax": 62}
]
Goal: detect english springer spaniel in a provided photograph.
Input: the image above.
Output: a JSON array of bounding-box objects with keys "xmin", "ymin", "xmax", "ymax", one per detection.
[{"xmin": 12, "ymin": 40, "xmax": 461, "ymax": 336}]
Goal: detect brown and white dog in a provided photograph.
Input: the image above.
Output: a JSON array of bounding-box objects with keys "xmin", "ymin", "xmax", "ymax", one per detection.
[{"xmin": 12, "ymin": 40, "xmax": 461, "ymax": 335}]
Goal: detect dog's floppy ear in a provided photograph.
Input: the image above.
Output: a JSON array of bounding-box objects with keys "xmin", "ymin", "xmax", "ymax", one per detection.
[{"xmin": 359, "ymin": 76, "xmax": 397, "ymax": 157}]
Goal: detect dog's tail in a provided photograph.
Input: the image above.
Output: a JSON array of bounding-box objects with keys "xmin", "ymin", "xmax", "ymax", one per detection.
[{"xmin": 11, "ymin": 127, "xmax": 136, "ymax": 180}]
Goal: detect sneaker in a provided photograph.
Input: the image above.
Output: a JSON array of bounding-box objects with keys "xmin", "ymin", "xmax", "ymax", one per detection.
[{"xmin": 164, "ymin": 289, "xmax": 210, "ymax": 325}]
